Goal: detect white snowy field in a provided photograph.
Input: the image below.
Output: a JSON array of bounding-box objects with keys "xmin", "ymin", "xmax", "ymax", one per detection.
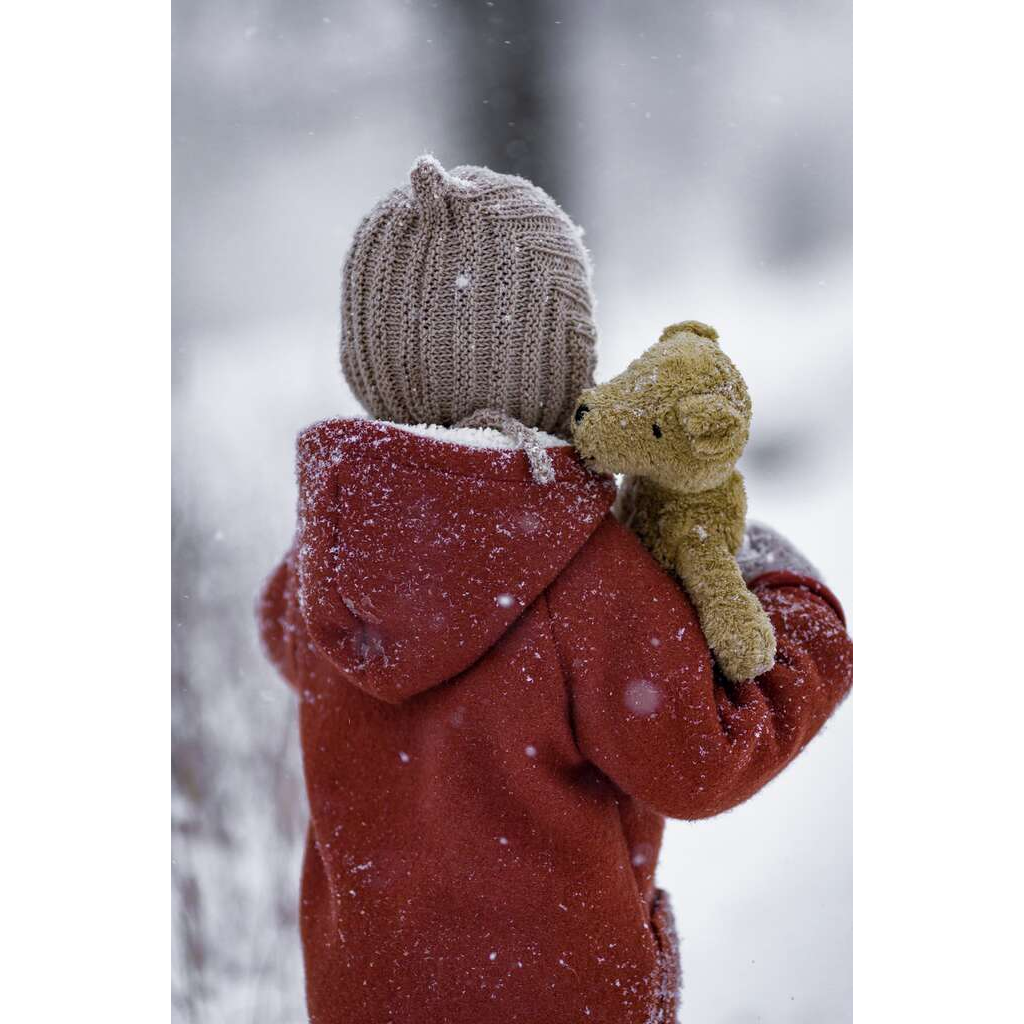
[{"xmin": 173, "ymin": 3, "xmax": 850, "ymax": 1021}]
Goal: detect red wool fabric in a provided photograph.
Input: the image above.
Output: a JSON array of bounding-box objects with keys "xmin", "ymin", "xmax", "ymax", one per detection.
[{"xmin": 258, "ymin": 419, "xmax": 852, "ymax": 1024}]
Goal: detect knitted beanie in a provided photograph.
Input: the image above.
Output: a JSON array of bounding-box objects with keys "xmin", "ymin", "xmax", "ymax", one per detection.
[{"xmin": 340, "ymin": 155, "xmax": 597, "ymax": 438}]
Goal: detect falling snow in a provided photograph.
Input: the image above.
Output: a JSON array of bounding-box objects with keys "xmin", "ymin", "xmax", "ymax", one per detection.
[{"xmin": 623, "ymin": 679, "xmax": 663, "ymax": 717}]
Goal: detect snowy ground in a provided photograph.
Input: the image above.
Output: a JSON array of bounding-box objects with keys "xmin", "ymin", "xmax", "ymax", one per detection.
[{"xmin": 173, "ymin": 3, "xmax": 850, "ymax": 1021}]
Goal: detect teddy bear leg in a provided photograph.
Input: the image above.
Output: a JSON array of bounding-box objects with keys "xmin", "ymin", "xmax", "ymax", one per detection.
[{"xmin": 676, "ymin": 543, "xmax": 777, "ymax": 683}]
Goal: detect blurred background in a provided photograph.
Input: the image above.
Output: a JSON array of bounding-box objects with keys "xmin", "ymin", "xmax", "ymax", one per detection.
[{"xmin": 172, "ymin": 1, "xmax": 851, "ymax": 1021}]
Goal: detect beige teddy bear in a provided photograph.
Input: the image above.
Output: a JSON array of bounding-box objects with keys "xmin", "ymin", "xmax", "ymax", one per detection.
[{"xmin": 571, "ymin": 320, "xmax": 776, "ymax": 683}]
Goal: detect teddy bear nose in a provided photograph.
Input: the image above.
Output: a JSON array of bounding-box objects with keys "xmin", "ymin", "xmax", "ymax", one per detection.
[{"xmin": 574, "ymin": 403, "xmax": 590, "ymax": 424}]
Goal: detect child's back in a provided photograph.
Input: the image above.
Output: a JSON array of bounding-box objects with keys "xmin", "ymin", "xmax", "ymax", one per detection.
[{"xmin": 258, "ymin": 158, "xmax": 851, "ymax": 1022}]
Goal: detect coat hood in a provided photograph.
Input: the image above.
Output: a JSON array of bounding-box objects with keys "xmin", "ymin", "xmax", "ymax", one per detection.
[{"xmin": 294, "ymin": 419, "xmax": 617, "ymax": 703}]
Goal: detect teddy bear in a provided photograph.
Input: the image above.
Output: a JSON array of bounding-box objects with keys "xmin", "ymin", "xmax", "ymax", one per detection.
[{"xmin": 570, "ymin": 320, "xmax": 776, "ymax": 683}]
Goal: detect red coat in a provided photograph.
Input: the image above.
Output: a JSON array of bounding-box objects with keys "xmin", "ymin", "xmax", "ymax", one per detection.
[{"xmin": 258, "ymin": 419, "xmax": 852, "ymax": 1024}]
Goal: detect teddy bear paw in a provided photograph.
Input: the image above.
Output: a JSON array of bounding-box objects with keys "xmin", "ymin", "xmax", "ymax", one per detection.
[{"xmin": 708, "ymin": 609, "xmax": 777, "ymax": 684}]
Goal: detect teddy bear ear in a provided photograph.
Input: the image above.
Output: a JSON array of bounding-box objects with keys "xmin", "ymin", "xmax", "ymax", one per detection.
[
  {"xmin": 677, "ymin": 393, "xmax": 746, "ymax": 455},
  {"xmin": 659, "ymin": 320, "xmax": 719, "ymax": 345}
]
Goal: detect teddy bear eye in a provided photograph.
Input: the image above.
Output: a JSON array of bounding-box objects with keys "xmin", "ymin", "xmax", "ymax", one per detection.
[{"xmin": 652, "ymin": 423, "xmax": 663, "ymax": 438}]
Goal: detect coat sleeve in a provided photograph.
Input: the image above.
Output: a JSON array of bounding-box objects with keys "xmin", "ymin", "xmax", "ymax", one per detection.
[
  {"xmin": 546, "ymin": 517, "xmax": 852, "ymax": 820},
  {"xmin": 256, "ymin": 548, "xmax": 303, "ymax": 692}
]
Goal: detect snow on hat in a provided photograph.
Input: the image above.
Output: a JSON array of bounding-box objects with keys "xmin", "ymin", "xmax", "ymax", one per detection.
[{"xmin": 340, "ymin": 155, "xmax": 597, "ymax": 438}]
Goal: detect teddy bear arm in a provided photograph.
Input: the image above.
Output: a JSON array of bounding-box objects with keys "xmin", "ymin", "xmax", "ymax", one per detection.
[{"xmin": 674, "ymin": 540, "xmax": 777, "ymax": 683}]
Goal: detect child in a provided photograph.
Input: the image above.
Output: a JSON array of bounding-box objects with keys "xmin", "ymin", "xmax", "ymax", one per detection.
[{"xmin": 258, "ymin": 156, "xmax": 852, "ymax": 1024}]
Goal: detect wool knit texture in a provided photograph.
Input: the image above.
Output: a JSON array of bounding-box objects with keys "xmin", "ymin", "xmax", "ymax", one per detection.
[{"xmin": 340, "ymin": 155, "xmax": 598, "ymax": 437}]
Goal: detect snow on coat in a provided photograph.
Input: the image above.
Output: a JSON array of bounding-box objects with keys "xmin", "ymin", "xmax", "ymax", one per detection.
[{"xmin": 258, "ymin": 418, "xmax": 852, "ymax": 1024}]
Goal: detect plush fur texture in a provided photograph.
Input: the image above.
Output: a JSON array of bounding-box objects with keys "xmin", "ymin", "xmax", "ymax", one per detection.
[{"xmin": 571, "ymin": 321, "xmax": 777, "ymax": 682}]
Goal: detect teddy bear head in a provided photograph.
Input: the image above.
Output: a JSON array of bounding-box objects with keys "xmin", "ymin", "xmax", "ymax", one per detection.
[{"xmin": 570, "ymin": 321, "xmax": 752, "ymax": 492}]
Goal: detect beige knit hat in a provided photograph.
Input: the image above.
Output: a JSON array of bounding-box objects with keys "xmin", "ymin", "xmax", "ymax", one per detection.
[{"xmin": 340, "ymin": 155, "xmax": 597, "ymax": 438}]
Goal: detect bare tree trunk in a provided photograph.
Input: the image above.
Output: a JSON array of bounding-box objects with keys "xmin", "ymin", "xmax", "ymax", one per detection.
[{"xmin": 449, "ymin": 0, "xmax": 570, "ymax": 208}]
